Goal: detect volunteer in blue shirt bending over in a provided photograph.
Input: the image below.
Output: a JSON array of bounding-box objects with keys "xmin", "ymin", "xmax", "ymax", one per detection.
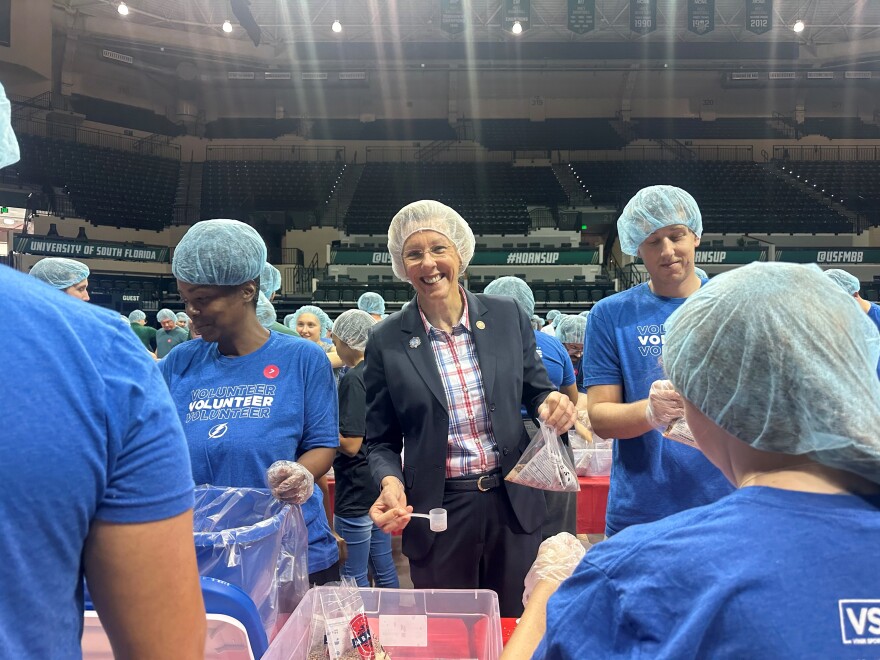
[
  {"xmin": 159, "ymin": 218, "xmax": 341, "ymax": 585},
  {"xmin": 583, "ymin": 185, "xmax": 732, "ymax": 536},
  {"xmin": 506, "ymin": 263, "xmax": 880, "ymax": 659}
]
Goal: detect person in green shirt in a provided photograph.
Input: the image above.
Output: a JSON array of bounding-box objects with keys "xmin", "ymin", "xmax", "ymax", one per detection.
[
  {"xmin": 260, "ymin": 262, "xmax": 299, "ymax": 337},
  {"xmin": 155, "ymin": 308, "xmax": 189, "ymax": 358},
  {"xmin": 128, "ymin": 309, "xmax": 157, "ymax": 351}
]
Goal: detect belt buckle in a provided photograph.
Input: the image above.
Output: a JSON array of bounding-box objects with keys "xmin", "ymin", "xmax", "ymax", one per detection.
[{"xmin": 477, "ymin": 475, "xmax": 492, "ymax": 492}]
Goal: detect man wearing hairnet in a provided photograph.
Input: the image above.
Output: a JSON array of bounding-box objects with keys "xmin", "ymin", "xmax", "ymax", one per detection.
[
  {"xmin": 541, "ymin": 309, "xmax": 561, "ymax": 335},
  {"xmin": 508, "ymin": 263, "xmax": 880, "ymax": 659},
  {"xmin": 0, "ymin": 82, "xmax": 205, "ymax": 658},
  {"xmin": 582, "ymin": 185, "xmax": 732, "ymax": 537},
  {"xmin": 29, "ymin": 257, "xmax": 90, "ymax": 301},
  {"xmin": 358, "ymin": 292, "xmax": 387, "ymax": 321},
  {"xmin": 329, "ymin": 310, "xmax": 399, "ymax": 589},
  {"xmin": 259, "ymin": 262, "xmax": 298, "ymax": 336},
  {"xmin": 155, "ymin": 308, "xmax": 189, "ymax": 358},
  {"xmin": 129, "ymin": 309, "xmax": 157, "ymax": 352}
]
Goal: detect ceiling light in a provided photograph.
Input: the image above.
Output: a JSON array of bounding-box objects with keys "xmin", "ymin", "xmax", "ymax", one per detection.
[
  {"xmin": 332, "ymin": 20, "xmax": 342, "ymax": 33},
  {"xmin": 117, "ymin": 2, "xmax": 129, "ymax": 16},
  {"xmin": 512, "ymin": 20, "xmax": 523, "ymax": 34},
  {"xmin": 222, "ymin": 20, "xmax": 233, "ymax": 33},
  {"xmin": 793, "ymin": 19, "xmax": 805, "ymax": 33}
]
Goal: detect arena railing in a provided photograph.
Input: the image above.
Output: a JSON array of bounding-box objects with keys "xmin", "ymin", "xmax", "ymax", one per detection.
[
  {"xmin": 772, "ymin": 144, "xmax": 880, "ymax": 162},
  {"xmin": 365, "ymin": 146, "xmax": 513, "ymax": 163},
  {"xmin": 11, "ymin": 116, "xmax": 180, "ymax": 160},
  {"xmin": 561, "ymin": 144, "xmax": 753, "ymax": 162},
  {"xmin": 205, "ymin": 145, "xmax": 343, "ymax": 162}
]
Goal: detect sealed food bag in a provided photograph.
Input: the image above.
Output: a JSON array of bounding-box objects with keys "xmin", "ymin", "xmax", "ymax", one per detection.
[
  {"xmin": 663, "ymin": 418, "xmax": 700, "ymax": 449},
  {"xmin": 506, "ymin": 420, "xmax": 580, "ymax": 492},
  {"xmin": 311, "ymin": 579, "xmax": 389, "ymax": 660}
]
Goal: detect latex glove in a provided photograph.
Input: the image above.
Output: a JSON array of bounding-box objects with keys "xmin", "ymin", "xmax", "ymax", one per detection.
[
  {"xmin": 266, "ymin": 460, "xmax": 314, "ymax": 505},
  {"xmin": 645, "ymin": 379, "xmax": 685, "ymax": 430},
  {"xmin": 537, "ymin": 391, "xmax": 578, "ymax": 435},
  {"xmin": 522, "ymin": 532, "xmax": 588, "ymax": 606},
  {"xmin": 369, "ymin": 476, "xmax": 413, "ymax": 534}
]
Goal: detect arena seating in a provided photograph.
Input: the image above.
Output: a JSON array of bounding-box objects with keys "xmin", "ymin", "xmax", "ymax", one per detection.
[
  {"xmin": 200, "ymin": 161, "xmax": 344, "ymax": 218},
  {"xmin": 472, "ymin": 119, "xmax": 626, "ymax": 151},
  {"xmin": 569, "ymin": 160, "xmax": 853, "ymax": 234},
  {"xmin": 343, "ymin": 162, "xmax": 567, "ymax": 235},
  {"xmin": 798, "ymin": 117, "xmax": 880, "ymax": 140},
  {"xmin": 15, "ymin": 134, "xmax": 179, "ymax": 230},
  {"xmin": 302, "ymin": 119, "xmax": 455, "ymax": 141},
  {"xmin": 69, "ymin": 95, "xmax": 186, "ymax": 136},
  {"xmin": 774, "ymin": 161, "xmax": 880, "ymax": 225},
  {"xmin": 204, "ymin": 118, "xmax": 300, "ymax": 139}
]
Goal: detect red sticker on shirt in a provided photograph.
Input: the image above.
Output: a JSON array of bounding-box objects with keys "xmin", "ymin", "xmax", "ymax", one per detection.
[{"xmin": 263, "ymin": 364, "xmax": 280, "ymax": 379}]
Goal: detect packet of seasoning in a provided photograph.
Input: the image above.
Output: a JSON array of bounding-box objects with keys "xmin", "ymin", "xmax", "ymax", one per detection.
[{"xmin": 663, "ymin": 418, "xmax": 699, "ymax": 449}]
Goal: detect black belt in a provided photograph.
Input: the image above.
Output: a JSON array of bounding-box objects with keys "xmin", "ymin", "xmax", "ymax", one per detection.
[{"xmin": 445, "ymin": 471, "xmax": 503, "ymax": 492}]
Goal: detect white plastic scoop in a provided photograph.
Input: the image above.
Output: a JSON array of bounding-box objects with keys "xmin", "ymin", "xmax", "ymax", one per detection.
[{"xmin": 406, "ymin": 508, "xmax": 447, "ymax": 532}]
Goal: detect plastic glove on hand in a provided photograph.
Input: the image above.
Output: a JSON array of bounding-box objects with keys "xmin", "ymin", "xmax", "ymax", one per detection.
[
  {"xmin": 645, "ymin": 379, "xmax": 685, "ymax": 430},
  {"xmin": 266, "ymin": 460, "xmax": 314, "ymax": 505},
  {"xmin": 522, "ymin": 532, "xmax": 587, "ymax": 606}
]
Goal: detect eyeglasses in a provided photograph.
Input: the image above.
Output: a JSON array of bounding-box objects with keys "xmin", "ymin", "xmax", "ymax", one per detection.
[{"xmin": 403, "ymin": 244, "xmax": 453, "ymax": 264}]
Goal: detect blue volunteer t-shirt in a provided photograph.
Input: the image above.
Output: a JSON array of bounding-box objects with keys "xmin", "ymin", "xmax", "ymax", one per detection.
[
  {"xmin": 523, "ymin": 331, "xmax": 576, "ymax": 418},
  {"xmin": 867, "ymin": 304, "xmax": 880, "ymax": 379},
  {"xmin": 582, "ymin": 282, "xmax": 733, "ymax": 534},
  {"xmin": 159, "ymin": 331, "xmax": 340, "ymax": 573},
  {"xmin": 534, "ymin": 487, "xmax": 880, "ymax": 659},
  {"xmin": 0, "ymin": 266, "xmax": 194, "ymax": 659}
]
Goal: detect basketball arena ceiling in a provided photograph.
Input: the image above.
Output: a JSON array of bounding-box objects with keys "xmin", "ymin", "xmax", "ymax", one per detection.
[{"xmin": 53, "ymin": 1, "xmax": 880, "ymax": 68}]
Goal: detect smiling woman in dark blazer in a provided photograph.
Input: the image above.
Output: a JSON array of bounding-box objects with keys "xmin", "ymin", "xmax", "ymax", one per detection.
[{"xmin": 364, "ymin": 200, "xmax": 577, "ymax": 617}]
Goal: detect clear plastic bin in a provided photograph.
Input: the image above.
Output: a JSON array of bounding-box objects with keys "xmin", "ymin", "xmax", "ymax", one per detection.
[
  {"xmin": 264, "ymin": 587, "xmax": 503, "ymax": 660},
  {"xmin": 573, "ymin": 439, "xmax": 613, "ymax": 477}
]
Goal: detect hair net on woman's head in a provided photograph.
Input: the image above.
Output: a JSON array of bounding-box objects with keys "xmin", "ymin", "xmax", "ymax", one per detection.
[
  {"xmin": 260, "ymin": 262, "xmax": 282, "ymax": 296},
  {"xmin": 694, "ymin": 267, "xmax": 708, "ymax": 281},
  {"xmin": 256, "ymin": 291, "xmax": 276, "ymax": 328},
  {"xmin": 332, "ymin": 309, "xmax": 376, "ymax": 352},
  {"xmin": 664, "ymin": 262, "xmax": 880, "ymax": 484},
  {"xmin": 128, "ymin": 309, "xmax": 146, "ymax": 322},
  {"xmin": 387, "ymin": 200, "xmax": 476, "ymax": 282},
  {"xmin": 483, "ymin": 276, "xmax": 535, "ymax": 316},
  {"xmin": 283, "ymin": 313, "xmax": 296, "ymax": 329},
  {"xmin": 358, "ymin": 291, "xmax": 386, "ymax": 315},
  {"xmin": 172, "ymin": 219, "xmax": 267, "ymax": 286},
  {"xmin": 292, "ymin": 305, "xmax": 333, "ymax": 336},
  {"xmin": 546, "ymin": 309, "xmax": 561, "ymax": 324},
  {"xmin": 824, "ymin": 268, "xmax": 860, "ymax": 296},
  {"xmin": 556, "ymin": 315, "xmax": 588, "ymax": 344},
  {"xmin": 176, "ymin": 312, "xmax": 190, "ymax": 322},
  {"xmin": 618, "ymin": 185, "xmax": 702, "ymax": 256},
  {"xmin": 0, "ymin": 82, "xmax": 20, "ymax": 170},
  {"xmin": 29, "ymin": 258, "xmax": 90, "ymax": 289},
  {"xmin": 156, "ymin": 308, "xmax": 177, "ymax": 323}
]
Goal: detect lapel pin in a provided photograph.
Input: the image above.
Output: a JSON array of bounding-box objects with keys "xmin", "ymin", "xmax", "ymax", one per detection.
[
  {"xmin": 409, "ymin": 337, "xmax": 421, "ymax": 348},
  {"xmin": 476, "ymin": 320, "xmax": 486, "ymax": 330}
]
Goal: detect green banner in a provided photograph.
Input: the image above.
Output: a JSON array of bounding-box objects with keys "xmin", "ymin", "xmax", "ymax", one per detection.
[
  {"xmin": 777, "ymin": 248, "xmax": 880, "ymax": 265},
  {"xmin": 635, "ymin": 248, "xmax": 766, "ymax": 265},
  {"xmin": 502, "ymin": 0, "xmax": 530, "ymax": 32},
  {"xmin": 13, "ymin": 235, "xmax": 169, "ymax": 263},
  {"xmin": 333, "ymin": 248, "xmax": 599, "ymax": 266},
  {"xmin": 567, "ymin": 0, "xmax": 596, "ymax": 34},
  {"xmin": 440, "ymin": 0, "xmax": 465, "ymax": 34}
]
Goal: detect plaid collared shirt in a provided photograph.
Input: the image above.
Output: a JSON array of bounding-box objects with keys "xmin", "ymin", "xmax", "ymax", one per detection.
[{"xmin": 419, "ymin": 290, "xmax": 500, "ymax": 478}]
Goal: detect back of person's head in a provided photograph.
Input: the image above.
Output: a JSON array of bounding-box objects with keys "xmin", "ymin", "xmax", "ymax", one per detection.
[
  {"xmin": 530, "ymin": 315, "xmax": 543, "ymax": 331},
  {"xmin": 357, "ymin": 291, "xmax": 386, "ymax": 316},
  {"xmin": 129, "ymin": 309, "xmax": 146, "ymax": 323},
  {"xmin": 332, "ymin": 309, "xmax": 376, "ymax": 352},
  {"xmin": 29, "ymin": 258, "xmax": 89, "ymax": 289},
  {"xmin": 484, "ymin": 276, "xmax": 535, "ymax": 316},
  {"xmin": 664, "ymin": 262, "xmax": 880, "ymax": 484},
  {"xmin": 259, "ymin": 262, "xmax": 282, "ymax": 296},
  {"xmin": 556, "ymin": 315, "xmax": 587, "ymax": 344},
  {"xmin": 618, "ymin": 185, "xmax": 702, "ymax": 257},
  {"xmin": 256, "ymin": 291, "xmax": 276, "ymax": 328},
  {"xmin": 546, "ymin": 309, "xmax": 561, "ymax": 327},
  {"xmin": 824, "ymin": 268, "xmax": 860, "ymax": 297},
  {"xmin": 172, "ymin": 219, "xmax": 266, "ymax": 286}
]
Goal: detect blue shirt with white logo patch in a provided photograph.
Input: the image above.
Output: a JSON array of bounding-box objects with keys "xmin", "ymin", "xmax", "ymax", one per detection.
[
  {"xmin": 534, "ymin": 487, "xmax": 880, "ymax": 659},
  {"xmin": 582, "ymin": 282, "xmax": 733, "ymax": 534},
  {"xmin": 159, "ymin": 331, "xmax": 340, "ymax": 572}
]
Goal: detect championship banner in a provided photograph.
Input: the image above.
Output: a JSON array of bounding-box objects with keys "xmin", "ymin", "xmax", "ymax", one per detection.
[
  {"xmin": 13, "ymin": 235, "xmax": 170, "ymax": 263},
  {"xmin": 630, "ymin": 0, "xmax": 657, "ymax": 35},
  {"xmin": 501, "ymin": 0, "xmax": 530, "ymax": 32},
  {"xmin": 567, "ymin": 0, "xmax": 596, "ymax": 35},
  {"xmin": 440, "ymin": 0, "xmax": 465, "ymax": 35},
  {"xmin": 687, "ymin": 0, "xmax": 714, "ymax": 35},
  {"xmin": 745, "ymin": 0, "xmax": 772, "ymax": 35}
]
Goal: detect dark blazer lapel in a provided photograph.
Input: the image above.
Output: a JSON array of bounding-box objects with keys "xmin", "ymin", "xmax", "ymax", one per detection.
[
  {"xmin": 466, "ymin": 290, "xmax": 496, "ymax": 404},
  {"xmin": 399, "ymin": 296, "xmax": 449, "ymax": 413}
]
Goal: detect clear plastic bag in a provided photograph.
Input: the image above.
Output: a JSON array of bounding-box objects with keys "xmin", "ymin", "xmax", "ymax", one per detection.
[
  {"xmin": 309, "ymin": 578, "xmax": 387, "ymax": 660},
  {"xmin": 663, "ymin": 418, "xmax": 700, "ymax": 449},
  {"xmin": 573, "ymin": 435, "xmax": 613, "ymax": 477},
  {"xmin": 505, "ymin": 420, "xmax": 581, "ymax": 492}
]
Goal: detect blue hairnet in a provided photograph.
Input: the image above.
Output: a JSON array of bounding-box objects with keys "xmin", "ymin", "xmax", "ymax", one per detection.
[
  {"xmin": 0, "ymin": 82, "xmax": 20, "ymax": 170},
  {"xmin": 156, "ymin": 308, "xmax": 177, "ymax": 323},
  {"xmin": 358, "ymin": 292, "xmax": 386, "ymax": 315},
  {"xmin": 618, "ymin": 185, "xmax": 702, "ymax": 256},
  {"xmin": 283, "ymin": 313, "xmax": 296, "ymax": 329},
  {"xmin": 483, "ymin": 276, "xmax": 535, "ymax": 316},
  {"xmin": 694, "ymin": 267, "xmax": 708, "ymax": 280},
  {"xmin": 579, "ymin": 310, "xmax": 591, "ymax": 318},
  {"xmin": 556, "ymin": 314, "xmax": 587, "ymax": 344},
  {"xmin": 260, "ymin": 262, "xmax": 282, "ymax": 296},
  {"xmin": 332, "ymin": 309, "xmax": 376, "ymax": 352},
  {"xmin": 292, "ymin": 305, "xmax": 333, "ymax": 336},
  {"xmin": 824, "ymin": 268, "xmax": 860, "ymax": 296},
  {"xmin": 129, "ymin": 310, "xmax": 146, "ymax": 322},
  {"xmin": 29, "ymin": 258, "xmax": 89, "ymax": 289},
  {"xmin": 546, "ymin": 309, "xmax": 561, "ymax": 325},
  {"xmin": 256, "ymin": 291, "xmax": 276, "ymax": 328},
  {"xmin": 387, "ymin": 200, "xmax": 476, "ymax": 283},
  {"xmin": 664, "ymin": 262, "xmax": 880, "ymax": 484},
  {"xmin": 176, "ymin": 312, "xmax": 190, "ymax": 322},
  {"xmin": 530, "ymin": 314, "xmax": 543, "ymax": 331},
  {"xmin": 172, "ymin": 219, "xmax": 267, "ymax": 286}
]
